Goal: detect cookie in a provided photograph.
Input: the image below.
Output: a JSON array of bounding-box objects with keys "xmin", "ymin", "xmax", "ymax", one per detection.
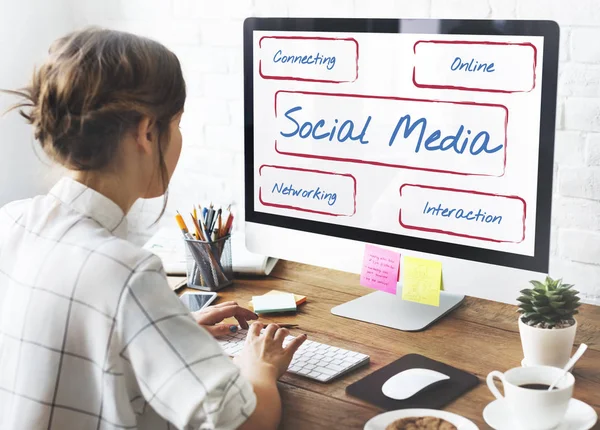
[{"xmin": 385, "ymin": 416, "xmax": 457, "ymax": 430}]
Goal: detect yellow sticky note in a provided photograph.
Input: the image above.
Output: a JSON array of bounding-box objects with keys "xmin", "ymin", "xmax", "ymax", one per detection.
[{"xmin": 401, "ymin": 256, "xmax": 442, "ymax": 307}]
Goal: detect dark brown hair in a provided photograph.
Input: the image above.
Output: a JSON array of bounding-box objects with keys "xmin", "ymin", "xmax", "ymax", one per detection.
[{"xmin": 3, "ymin": 27, "xmax": 186, "ymax": 216}]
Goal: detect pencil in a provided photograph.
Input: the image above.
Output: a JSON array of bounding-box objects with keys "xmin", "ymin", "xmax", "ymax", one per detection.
[
  {"xmin": 175, "ymin": 211, "xmax": 192, "ymax": 239},
  {"xmin": 225, "ymin": 213, "xmax": 234, "ymax": 235},
  {"xmin": 176, "ymin": 211, "xmax": 198, "ymax": 284},
  {"xmin": 198, "ymin": 212, "xmax": 211, "ymax": 242},
  {"xmin": 221, "ymin": 210, "xmax": 230, "ymax": 237},
  {"xmin": 190, "ymin": 212, "xmax": 204, "ymax": 241},
  {"xmin": 216, "ymin": 209, "xmax": 222, "ymax": 238}
]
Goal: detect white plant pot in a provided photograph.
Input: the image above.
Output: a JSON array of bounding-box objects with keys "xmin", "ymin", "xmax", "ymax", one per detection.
[{"xmin": 518, "ymin": 317, "xmax": 577, "ymax": 368}]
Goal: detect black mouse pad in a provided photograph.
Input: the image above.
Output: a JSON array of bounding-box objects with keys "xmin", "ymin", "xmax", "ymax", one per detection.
[{"xmin": 346, "ymin": 353, "xmax": 479, "ymax": 410}]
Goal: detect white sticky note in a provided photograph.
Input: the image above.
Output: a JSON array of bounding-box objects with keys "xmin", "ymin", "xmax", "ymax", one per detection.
[{"xmin": 252, "ymin": 293, "xmax": 297, "ymax": 314}]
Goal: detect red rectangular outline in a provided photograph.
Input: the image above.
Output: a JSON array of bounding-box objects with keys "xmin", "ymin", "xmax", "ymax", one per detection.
[
  {"xmin": 274, "ymin": 90, "xmax": 508, "ymax": 177},
  {"xmin": 258, "ymin": 164, "xmax": 357, "ymax": 217},
  {"xmin": 412, "ymin": 40, "xmax": 538, "ymax": 94},
  {"xmin": 398, "ymin": 184, "xmax": 526, "ymax": 243},
  {"xmin": 258, "ymin": 36, "xmax": 359, "ymax": 84}
]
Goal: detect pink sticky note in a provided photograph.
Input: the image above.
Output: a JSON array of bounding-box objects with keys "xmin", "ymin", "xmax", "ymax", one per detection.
[{"xmin": 359, "ymin": 244, "xmax": 400, "ymax": 294}]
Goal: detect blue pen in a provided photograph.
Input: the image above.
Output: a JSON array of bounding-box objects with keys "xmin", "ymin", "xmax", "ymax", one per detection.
[
  {"xmin": 199, "ymin": 216, "xmax": 211, "ymax": 243},
  {"xmin": 210, "ymin": 208, "xmax": 221, "ymax": 232},
  {"xmin": 206, "ymin": 207, "xmax": 215, "ymax": 233}
]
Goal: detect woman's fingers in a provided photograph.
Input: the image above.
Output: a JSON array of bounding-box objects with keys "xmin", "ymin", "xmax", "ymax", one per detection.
[
  {"xmin": 200, "ymin": 305, "xmax": 258, "ymax": 326},
  {"xmin": 248, "ymin": 321, "xmax": 263, "ymax": 339},
  {"xmin": 222, "ymin": 305, "xmax": 258, "ymax": 321},
  {"xmin": 273, "ymin": 328, "xmax": 289, "ymax": 345},
  {"xmin": 284, "ymin": 334, "xmax": 308, "ymax": 357},
  {"xmin": 202, "ymin": 324, "xmax": 237, "ymax": 338},
  {"xmin": 212, "ymin": 301, "xmax": 238, "ymax": 308},
  {"xmin": 235, "ymin": 317, "xmax": 249, "ymax": 330},
  {"xmin": 263, "ymin": 323, "xmax": 280, "ymax": 339}
]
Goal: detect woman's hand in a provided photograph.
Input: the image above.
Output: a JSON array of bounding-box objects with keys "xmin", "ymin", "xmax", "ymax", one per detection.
[
  {"xmin": 192, "ymin": 301, "xmax": 258, "ymax": 337},
  {"xmin": 234, "ymin": 322, "xmax": 307, "ymax": 381},
  {"xmin": 236, "ymin": 322, "xmax": 305, "ymax": 430}
]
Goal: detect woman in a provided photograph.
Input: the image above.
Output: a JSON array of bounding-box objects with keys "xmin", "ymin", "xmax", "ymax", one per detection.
[{"xmin": 0, "ymin": 27, "xmax": 305, "ymax": 430}]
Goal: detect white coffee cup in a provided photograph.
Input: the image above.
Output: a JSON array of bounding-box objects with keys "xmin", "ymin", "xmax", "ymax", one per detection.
[{"xmin": 486, "ymin": 366, "xmax": 574, "ymax": 430}]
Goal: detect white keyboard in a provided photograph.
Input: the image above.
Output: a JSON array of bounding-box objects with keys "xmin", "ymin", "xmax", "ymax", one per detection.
[{"xmin": 217, "ymin": 329, "xmax": 370, "ymax": 382}]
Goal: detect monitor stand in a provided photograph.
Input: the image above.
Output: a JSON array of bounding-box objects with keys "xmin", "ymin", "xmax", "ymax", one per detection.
[{"xmin": 331, "ymin": 288, "xmax": 465, "ymax": 332}]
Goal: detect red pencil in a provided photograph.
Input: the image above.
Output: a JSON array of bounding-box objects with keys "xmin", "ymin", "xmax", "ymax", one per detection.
[{"xmin": 225, "ymin": 213, "xmax": 234, "ymax": 234}]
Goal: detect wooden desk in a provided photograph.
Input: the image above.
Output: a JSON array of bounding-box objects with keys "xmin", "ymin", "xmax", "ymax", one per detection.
[{"xmin": 170, "ymin": 261, "xmax": 600, "ymax": 429}]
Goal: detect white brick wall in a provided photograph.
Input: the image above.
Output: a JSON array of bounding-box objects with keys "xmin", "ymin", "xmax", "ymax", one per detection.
[
  {"xmin": 570, "ymin": 28, "xmax": 600, "ymax": 63},
  {"xmin": 70, "ymin": 0, "xmax": 600, "ymax": 304},
  {"xmin": 430, "ymin": 0, "xmax": 491, "ymax": 18},
  {"xmin": 564, "ymin": 97, "xmax": 600, "ymax": 132},
  {"xmin": 558, "ymin": 64, "xmax": 600, "ymax": 97},
  {"xmin": 554, "ymin": 131, "xmax": 586, "ymax": 166},
  {"xmin": 559, "ymin": 230, "xmax": 600, "ymax": 265},
  {"xmin": 586, "ymin": 133, "xmax": 600, "ymax": 165},
  {"xmin": 559, "ymin": 167, "xmax": 600, "ymax": 200}
]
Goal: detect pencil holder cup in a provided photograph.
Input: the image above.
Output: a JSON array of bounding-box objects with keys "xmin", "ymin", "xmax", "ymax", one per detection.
[{"xmin": 184, "ymin": 235, "xmax": 233, "ymax": 291}]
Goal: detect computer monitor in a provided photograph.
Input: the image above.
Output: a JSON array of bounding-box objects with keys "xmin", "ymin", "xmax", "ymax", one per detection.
[{"xmin": 243, "ymin": 18, "xmax": 559, "ymax": 331}]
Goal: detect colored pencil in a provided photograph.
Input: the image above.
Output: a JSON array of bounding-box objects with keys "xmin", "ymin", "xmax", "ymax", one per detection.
[
  {"xmin": 215, "ymin": 209, "xmax": 222, "ymax": 235},
  {"xmin": 175, "ymin": 211, "xmax": 193, "ymax": 239},
  {"xmin": 190, "ymin": 212, "xmax": 204, "ymax": 241}
]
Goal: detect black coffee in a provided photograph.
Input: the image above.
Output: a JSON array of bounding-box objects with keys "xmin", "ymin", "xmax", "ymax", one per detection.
[{"xmin": 519, "ymin": 383, "xmax": 555, "ymax": 390}]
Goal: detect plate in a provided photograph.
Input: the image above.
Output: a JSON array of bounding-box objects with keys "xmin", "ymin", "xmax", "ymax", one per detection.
[
  {"xmin": 364, "ymin": 408, "xmax": 479, "ymax": 430},
  {"xmin": 483, "ymin": 398, "xmax": 598, "ymax": 430}
]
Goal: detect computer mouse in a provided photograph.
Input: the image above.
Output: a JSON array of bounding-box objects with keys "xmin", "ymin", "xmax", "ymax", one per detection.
[{"xmin": 381, "ymin": 368, "xmax": 450, "ymax": 400}]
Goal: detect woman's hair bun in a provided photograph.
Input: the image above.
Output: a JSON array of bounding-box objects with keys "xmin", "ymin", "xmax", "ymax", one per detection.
[{"xmin": 4, "ymin": 27, "xmax": 186, "ymax": 171}]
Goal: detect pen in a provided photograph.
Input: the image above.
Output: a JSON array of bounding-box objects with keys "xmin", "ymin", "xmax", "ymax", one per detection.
[
  {"xmin": 209, "ymin": 207, "xmax": 218, "ymax": 234},
  {"xmin": 196, "ymin": 205, "xmax": 210, "ymax": 241},
  {"xmin": 215, "ymin": 209, "xmax": 222, "ymax": 237},
  {"xmin": 229, "ymin": 324, "xmax": 299, "ymax": 333},
  {"xmin": 198, "ymin": 212, "xmax": 212, "ymax": 242},
  {"xmin": 196, "ymin": 206, "xmax": 206, "ymax": 239},
  {"xmin": 274, "ymin": 324, "xmax": 299, "ymax": 329},
  {"xmin": 206, "ymin": 204, "xmax": 215, "ymax": 233}
]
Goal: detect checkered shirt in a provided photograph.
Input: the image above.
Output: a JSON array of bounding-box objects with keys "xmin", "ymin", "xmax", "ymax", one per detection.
[{"xmin": 0, "ymin": 177, "xmax": 256, "ymax": 429}]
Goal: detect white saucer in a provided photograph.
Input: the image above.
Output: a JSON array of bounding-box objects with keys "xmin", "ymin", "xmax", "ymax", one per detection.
[
  {"xmin": 483, "ymin": 398, "xmax": 598, "ymax": 430},
  {"xmin": 364, "ymin": 408, "xmax": 478, "ymax": 430}
]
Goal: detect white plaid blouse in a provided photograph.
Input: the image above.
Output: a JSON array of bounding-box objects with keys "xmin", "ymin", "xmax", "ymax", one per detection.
[{"xmin": 0, "ymin": 177, "xmax": 256, "ymax": 429}]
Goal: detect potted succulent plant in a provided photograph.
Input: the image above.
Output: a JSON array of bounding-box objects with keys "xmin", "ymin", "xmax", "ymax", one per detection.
[{"xmin": 517, "ymin": 276, "xmax": 581, "ymax": 368}]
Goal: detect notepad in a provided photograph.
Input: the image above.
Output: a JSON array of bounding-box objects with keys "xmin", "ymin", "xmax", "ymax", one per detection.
[
  {"xmin": 401, "ymin": 256, "xmax": 442, "ymax": 307},
  {"xmin": 248, "ymin": 290, "xmax": 306, "ymax": 311},
  {"xmin": 252, "ymin": 293, "xmax": 297, "ymax": 314},
  {"xmin": 360, "ymin": 244, "xmax": 400, "ymax": 294}
]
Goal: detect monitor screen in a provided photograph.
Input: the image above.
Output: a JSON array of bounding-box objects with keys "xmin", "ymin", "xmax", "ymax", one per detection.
[{"xmin": 244, "ymin": 18, "xmax": 559, "ymax": 273}]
